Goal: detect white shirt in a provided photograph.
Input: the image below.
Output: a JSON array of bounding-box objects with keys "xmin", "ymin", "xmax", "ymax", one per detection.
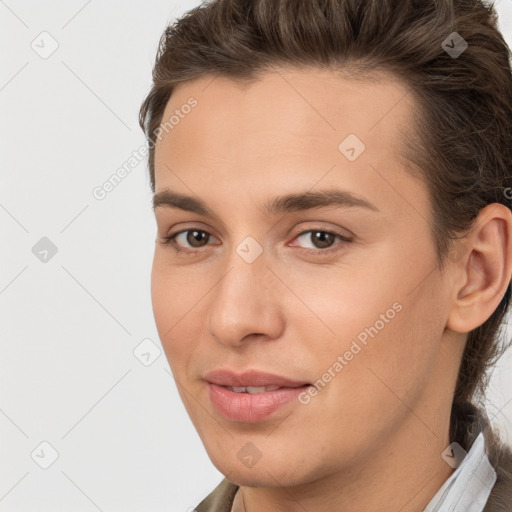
[{"xmin": 424, "ymin": 432, "xmax": 497, "ymax": 512}]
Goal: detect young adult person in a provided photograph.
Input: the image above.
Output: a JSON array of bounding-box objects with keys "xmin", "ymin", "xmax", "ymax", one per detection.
[{"xmin": 139, "ymin": 1, "xmax": 512, "ymax": 510}]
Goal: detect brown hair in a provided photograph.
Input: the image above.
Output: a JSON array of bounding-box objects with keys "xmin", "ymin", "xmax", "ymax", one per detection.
[{"xmin": 139, "ymin": 0, "xmax": 512, "ymax": 447}]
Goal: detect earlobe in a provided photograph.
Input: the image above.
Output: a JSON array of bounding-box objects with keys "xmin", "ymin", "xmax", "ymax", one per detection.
[{"xmin": 446, "ymin": 203, "xmax": 512, "ymax": 334}]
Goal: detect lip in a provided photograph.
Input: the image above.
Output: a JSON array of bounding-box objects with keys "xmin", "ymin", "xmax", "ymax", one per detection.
[
  {"xmin": 204, "ymin": 369, "xmax": 311, "ymax": 423},
  {"xmin": 203, "ymin": 368, "xmax": 310, "ymax": 388}
]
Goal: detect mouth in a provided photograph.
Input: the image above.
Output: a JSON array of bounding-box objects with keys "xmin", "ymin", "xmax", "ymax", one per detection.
[
  {"xmin": 207, "ymin": 382, "xmax": 311, "ymax": 423},
  {"xmin": 203, "ymin": 369, "xmax": 312, "ymax": 423},
  {"xmin": 203, "ymin": 368, "xmax": 311, "ymax": 389},
  {"xmin": 223, "ymin": 385, "xmax": 284, "ymax": 393}
]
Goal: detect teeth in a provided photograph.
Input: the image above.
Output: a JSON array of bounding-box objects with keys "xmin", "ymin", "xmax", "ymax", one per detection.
[
  {"xmin": 227, "ymin": 385, "xmax": 281, "ymax": 393},
  {"xmin": 246, "ymin": 386, "xmax": 268, "ymax": 394}
]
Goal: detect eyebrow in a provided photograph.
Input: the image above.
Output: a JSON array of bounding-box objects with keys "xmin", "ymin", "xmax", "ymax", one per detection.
[{"xmin": 152, "ymin": 188, "xmax": 380, "ymax": 217}]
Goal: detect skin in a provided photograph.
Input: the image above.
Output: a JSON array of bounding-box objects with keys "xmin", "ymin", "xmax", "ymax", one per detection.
[{"xmin": 151, "ymin": 66, "xmax": 512, "ymax": 512}]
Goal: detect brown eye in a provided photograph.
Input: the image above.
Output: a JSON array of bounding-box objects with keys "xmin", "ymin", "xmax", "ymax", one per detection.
[
  {"xmin": 159, "ymin": 228, "xmax": 219, "ymax": 254},
  {"xmin": 181, "ymin": 230, "xmax": 210, "ymax": 248},
  {"xmin": 309, "ymin": 231, "xmax": 337, "ymax": 249},
  {"xmin": 291, "ymin": 229, "xmax": 352, "ymax": 253}
]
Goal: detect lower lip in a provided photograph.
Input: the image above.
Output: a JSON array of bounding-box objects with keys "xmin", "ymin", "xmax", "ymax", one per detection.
[{"xmin": 208, "ymin": 383, "xmax": 310, "ymax": 423}]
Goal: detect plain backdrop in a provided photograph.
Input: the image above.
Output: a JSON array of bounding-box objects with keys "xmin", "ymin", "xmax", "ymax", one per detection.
[{"xmin": 1, "ymin": 1, "xmax": 511, "ymax": 511}]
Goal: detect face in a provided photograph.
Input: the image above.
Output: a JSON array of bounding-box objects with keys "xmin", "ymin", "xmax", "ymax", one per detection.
[{"xmin": 151, "ymin": 67, "xmax": 458, "ymax": 488}]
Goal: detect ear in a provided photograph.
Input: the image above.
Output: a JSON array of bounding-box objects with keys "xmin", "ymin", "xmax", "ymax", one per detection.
[{"xmin": 446, "ymin": 203, "xmax": 512, "ymax": 333}]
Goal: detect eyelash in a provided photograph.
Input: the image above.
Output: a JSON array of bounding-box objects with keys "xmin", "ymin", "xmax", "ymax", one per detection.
[{"xmin": 159, "ymin": 228, "xmax": 353, "ymax": 257}]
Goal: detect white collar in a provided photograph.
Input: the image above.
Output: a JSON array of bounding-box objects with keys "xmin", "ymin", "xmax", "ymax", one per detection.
[{"xmin": 424, "ymin": 432, "xmax": 497, "ymax": 512}]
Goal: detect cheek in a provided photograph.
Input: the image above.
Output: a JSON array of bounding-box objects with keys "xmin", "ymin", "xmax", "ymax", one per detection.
[
  {"xmin": 150, "ymin": 258, "xmax": 174, "ymax": 340},
  {"xmin": 324, "ymin": 285, "xmax": 441, "ymax": 424},
  {"xmin": 150, "ymin": 257, "xmax": 200, "ymax": 370},
  {"xmin": 305, "ymin": 262, "xmax": 442, "ymax": 412},
  {"xmin": 151, "ymin": 251, "xmax": 198, "ymax": 330},
  {"xmin": 290, "ymin": 263, "xmax": 401, "ymax": 355}
]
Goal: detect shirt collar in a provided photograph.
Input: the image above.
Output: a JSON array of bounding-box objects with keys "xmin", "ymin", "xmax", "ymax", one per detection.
[{"xmin": 424, "ymin": 432, "xmax": 497, "ymax": 512}]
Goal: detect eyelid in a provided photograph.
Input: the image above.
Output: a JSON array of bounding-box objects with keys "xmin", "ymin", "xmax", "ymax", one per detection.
[
  {"xmin": 166, "ymin": 228, "xmax": 221, "ymax": 251},
  {"xmin": 161, "ymin": 224, "xmax": 354, "ymax": 256},
  {"xmin": 288, "ymin": 229, "xmax": 353, "ymax": 254},
  {"xmin": 289, "ymin": 223, "xmax": 354, "ymax": 241}
]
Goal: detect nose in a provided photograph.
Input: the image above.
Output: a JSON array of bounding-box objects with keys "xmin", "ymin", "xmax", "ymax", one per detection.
[{"xmin": 206, "ymin": 253, "xmax": 285, "ymax": 348}]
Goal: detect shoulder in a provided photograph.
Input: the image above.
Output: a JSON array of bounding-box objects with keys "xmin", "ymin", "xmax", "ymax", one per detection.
[
  {"xmin": 484, "ymin": 435, "xmax": 512, "ymax": 512},
  {"xmin": 450, "ymin": 402, "xmax": 512, "ymax": 511},
  {"xmin": 194, "ymin": 477, "xmax": 239, "ymax": 512}
]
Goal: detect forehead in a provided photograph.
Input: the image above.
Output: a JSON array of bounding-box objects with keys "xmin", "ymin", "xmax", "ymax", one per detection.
[{"xmin": 153, "ymin": 66, "xmax": 425, "ymax": 218}]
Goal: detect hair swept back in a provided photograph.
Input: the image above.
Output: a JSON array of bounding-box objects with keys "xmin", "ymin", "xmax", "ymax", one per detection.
[{"xmin": 139, "ymin": 0, "xmax": 512, "ymax": 452}]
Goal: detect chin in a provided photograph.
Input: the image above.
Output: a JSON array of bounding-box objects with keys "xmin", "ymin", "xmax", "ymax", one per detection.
[
  {"xmin": 219, "ymin": 467, "xmax": 304, "ymax": 488},
  {"xmin": 206, "ymin": 447, "xmax": 313, "ymax": 488}
]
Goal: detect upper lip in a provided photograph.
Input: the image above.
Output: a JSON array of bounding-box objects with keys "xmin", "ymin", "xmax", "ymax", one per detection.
[{"xmin": 204, "ymin": 369, "xmax": 310, "ymax": 388}]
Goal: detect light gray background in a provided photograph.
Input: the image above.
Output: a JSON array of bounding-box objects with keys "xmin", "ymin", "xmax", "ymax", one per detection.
[{"xmin": 1, "ymin": 1, "xmax": 511, "ymax": 511}]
